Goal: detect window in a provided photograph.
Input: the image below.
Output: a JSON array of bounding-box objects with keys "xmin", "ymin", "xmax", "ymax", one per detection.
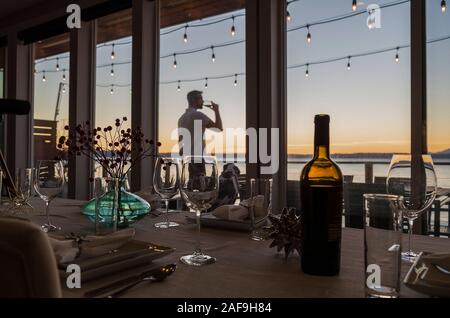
[
  {"xmin": 286, "ymin": 0, "xmax": 410, "ymax": 227},
  {"xmin": 95, "ymin": 9, "xmax": 132, "ymax": 178},
  {"xmin": 34, "ymin": 34, "xmax": 70, "ymax": 196},
  {"xmin": 159, "ymin": 0, "xmax": 246, "ymax": 176},
  {"xmin": 427, "ymin": 0, "xmax": 450, "ymax": 190}
]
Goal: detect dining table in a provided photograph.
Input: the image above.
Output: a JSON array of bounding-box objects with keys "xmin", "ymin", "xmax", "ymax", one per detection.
[{"xmin": 21, "ymin": 197, "xmax": 450, "ymax": 298}]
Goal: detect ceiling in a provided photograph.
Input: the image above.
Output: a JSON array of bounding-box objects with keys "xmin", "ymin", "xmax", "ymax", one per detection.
[{"xmin": 0, "ymin": 0, "xmax": 48, "ymax": 21}]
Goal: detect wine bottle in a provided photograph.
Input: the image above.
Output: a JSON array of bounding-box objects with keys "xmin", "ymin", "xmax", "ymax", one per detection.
[{"xmin": 300, "ymin": 114, "xmax": 343, "ymax": 276}]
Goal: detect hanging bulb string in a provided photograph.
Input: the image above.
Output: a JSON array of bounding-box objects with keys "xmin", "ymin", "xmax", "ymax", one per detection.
[
  {"xmin": 36, "ymin": 34, "xmax": 450, "ymax": 78},
  {"xmin": 287, "ymin": 0, "xmax": 409, "ymax": 33},
  {"xmin": 35, "ymin": 0, "xmax": 409, "ymax": 68},
  {"xmin": 160, "ymin": 13, "xmax": 245, "ymax": 36},
  {"xmin": 161, "ymin": 39, "xmax": 245, "ymax": 59}
]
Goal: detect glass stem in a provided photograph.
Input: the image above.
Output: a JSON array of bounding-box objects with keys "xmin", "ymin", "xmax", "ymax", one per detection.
[
  {"xmin": 165, "ymin": 199, "xmax": 170, "ymax": 225},
  {"xmin": 45, "ymin": 200, "xmax": 51, "ymax": 225},
  {"xmin": 194, "ymin": 209, "xmax": 202, "ymax": 255},
  {"xmin": 408, "ymin": 218, "xmax": 414, "ymax": 254}
]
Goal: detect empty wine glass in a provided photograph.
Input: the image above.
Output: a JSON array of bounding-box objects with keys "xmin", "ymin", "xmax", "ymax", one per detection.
[
  {"xmin": 153, "ymin": 157, "xmax": 180, "ymax": 228},
  {"xmin": 180, "ymin": 156, "xmax": 219, "ymax": 266},
  {"xmin": 34, "ymin": 160, "xmax": 65, "ymax": 232},
  {"xmin": 386, "ymin": 154, "xmax": 437, "ymax": 262}
]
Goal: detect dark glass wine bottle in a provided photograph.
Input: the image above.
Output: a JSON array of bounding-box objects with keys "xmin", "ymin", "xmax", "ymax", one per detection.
[{"xmin": 300, "ymin": 114, "xmax": 343, "ymax": 276}]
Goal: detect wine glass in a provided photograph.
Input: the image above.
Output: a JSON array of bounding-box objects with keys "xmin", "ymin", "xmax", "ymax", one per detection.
[
  {"xmin": 153, "ymin": 157, "xmax": 180, "ymax": 228},
  {"xmin": 179, "ymin": 156, "xmax": 219, "ymax": 266},
  {"xmin": 249, "ymin": 178, "xmax": 273, "ymax": 241},
  {"xmin": 386, "ymin": 154, "xmax": 437, "ymax": 262},
  {"xmin": 34, "ymin": 160, "xmax": 65, "ymax": 232}
]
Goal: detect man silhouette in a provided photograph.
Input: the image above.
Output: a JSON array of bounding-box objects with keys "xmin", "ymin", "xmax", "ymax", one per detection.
[{"xmin": 178, "ymin": 90, "xmax": 223, "ymax": 158}]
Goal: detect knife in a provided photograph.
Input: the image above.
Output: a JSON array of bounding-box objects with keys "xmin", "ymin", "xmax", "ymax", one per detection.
[{"xmin": 84, "ymin": 264, "xmax": 175, "ymax": 298}]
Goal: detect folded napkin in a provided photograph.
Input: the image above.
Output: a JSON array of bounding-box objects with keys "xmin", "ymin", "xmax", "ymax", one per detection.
[
  {"xmin": 49, "ymin": 228, "xmax": 135, "ymax": 264},
  {"xmin": 404, "ymin": 252, "xmax": 450, "ymax": 297},
  {"xmin": 212, "ymin": 195, "xmax": 267, "ymax": 221},
  {"xmin": 212, "ymin": 205, "xmax": 249, "ymax": 221}
]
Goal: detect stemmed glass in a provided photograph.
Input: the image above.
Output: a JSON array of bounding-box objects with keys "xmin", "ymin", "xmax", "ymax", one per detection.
[
  {"xmin": 386, "ymin": 154, "xmax": 437, "ymax": 262},
  {"xmin": 34, "ymin": 160, "xmax": 65, "ymax": 232},
  {"xmin": 179, "ymin": 156, "xmax": 219, "ymax": 266},
  {"xmin": 153, "ymin": 157, "xmax": 180, "ymax": 228}
]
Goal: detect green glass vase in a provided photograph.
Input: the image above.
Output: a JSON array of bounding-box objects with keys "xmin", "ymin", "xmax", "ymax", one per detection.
[{"xmin": 83, "ymin": 180, "xmax": 151, "ymax": 228}]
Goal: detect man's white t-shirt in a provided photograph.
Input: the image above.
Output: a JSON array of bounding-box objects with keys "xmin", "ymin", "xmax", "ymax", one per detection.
[{"xmin": 178, "ymin": 107, "xmax": 213, "ymax": 156}]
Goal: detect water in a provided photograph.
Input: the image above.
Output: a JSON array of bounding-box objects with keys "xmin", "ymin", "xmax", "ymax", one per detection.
[{"xmin": 216, "ymin": 158, "xmax": 450, "ymax": 189}]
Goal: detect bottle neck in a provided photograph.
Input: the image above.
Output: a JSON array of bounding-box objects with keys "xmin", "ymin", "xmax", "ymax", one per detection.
[{"xmin": 314, "ymin": 123, "xmax": 330, "ymax": 159}]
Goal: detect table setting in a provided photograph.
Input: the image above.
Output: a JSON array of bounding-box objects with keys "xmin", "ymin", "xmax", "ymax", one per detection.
[{"xmin": 0, "ymin": 124, "xmax": 449, "ymax": 298}]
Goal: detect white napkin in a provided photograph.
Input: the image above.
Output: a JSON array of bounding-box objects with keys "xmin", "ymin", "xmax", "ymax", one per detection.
[
  {"xmin": 212, "ymin": 205, "xmax": 249, "ymax": 221},
  {"xmin": 49, "ymin": 228, "xmax": 135, "ymax": 264},
  {"xmin": 212, "ymin": 195, "xmax": 268, "ymax": 221}
]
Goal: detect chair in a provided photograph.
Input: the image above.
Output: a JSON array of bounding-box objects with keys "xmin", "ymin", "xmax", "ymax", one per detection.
[
  {"xmin": 343, "ymin": 182, "xmax": 387, "ymax": 229},
  {"xmin": 0, "ymin": 218, "xmax": 61, "ymax": 298}
]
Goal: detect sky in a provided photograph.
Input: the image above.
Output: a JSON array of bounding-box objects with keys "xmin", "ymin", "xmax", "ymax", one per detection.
[{"xmin": 31, "ymin": 0, "xmax": 450, "ymax": 156}]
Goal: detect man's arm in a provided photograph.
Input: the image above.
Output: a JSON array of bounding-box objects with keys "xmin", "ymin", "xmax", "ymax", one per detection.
[{"xmin": 207, "ymin": 102, "xmax": 223, "ymax": 131}]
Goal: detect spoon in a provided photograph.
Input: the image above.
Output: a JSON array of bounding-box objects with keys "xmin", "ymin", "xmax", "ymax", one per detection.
[
  {"xmin": 107, "ymin": 264, "xmax": 177, "ymax": 298},
  {"xmin": 84, "ymin": 263, "xmax": 177, "ymax": 298}
]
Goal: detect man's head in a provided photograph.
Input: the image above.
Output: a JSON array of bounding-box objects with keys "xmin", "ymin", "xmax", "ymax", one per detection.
[{"xmin": 187, "ymin": 90, "xmax": 204, "ymax": 109}]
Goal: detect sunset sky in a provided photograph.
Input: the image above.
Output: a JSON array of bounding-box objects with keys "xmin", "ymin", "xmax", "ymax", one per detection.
[{"xmin": 31, "ymin": 0, "xmax": 449, "ymax": 156}]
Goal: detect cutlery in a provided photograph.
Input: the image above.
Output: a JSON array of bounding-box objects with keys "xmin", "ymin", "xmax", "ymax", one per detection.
[
  {"xmin": 84, "ymin": 263, "xmax": 176, "ymax": 298},
  {"xmin": 107, "ymin": 264, "xmax": 176, "ymax": 298},
  {"xmin": 433, "ymin": 264, "xmax": 450, "ymax": 275}
]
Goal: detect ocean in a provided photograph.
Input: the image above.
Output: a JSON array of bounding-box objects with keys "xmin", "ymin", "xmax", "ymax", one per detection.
[{"xmin": 217, "ymin": 157, "xmax": 450, "ymax": 189}]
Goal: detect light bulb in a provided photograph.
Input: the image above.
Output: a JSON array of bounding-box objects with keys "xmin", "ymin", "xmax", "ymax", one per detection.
[
  {"xmin": 62, "ymin": 69, "xmax": 66, "ymax": 81},
  {"xmin": 395, "ymin": 48, "xmax": 400, "ymax": 63},
  {"xmin": 62, "ymin": 85, "xmax": 66, "ymax": 94},
  {"xmin": 110, "ymin": 85, "xmax": 114, "ymax": 95},
  {"xmin": 56, "ymin": 57, "xmax": 60, "ymax": 71},
  {"xmin": 305, "ymin": 65, "xmax": 309, "ymax": 77},
  {"xmin": 183, "ymin": 26, "xmax": 188, "ymax": 43},
  {"xmin": 347, "ymin": 57, "xmax": 351, "ymax": 70},
  {"xmin": 231, "ymin": 17, "xmax": 236, "ymax": 36},
  {"xmin": 173, "ymin": 54, "xmax": 177, "ymax": 68},
  {"xmin": 287, "ymin": 10, "xmax": 291, "ymax": 22},
  {"xmin": 177, "ymin": 81, "xmax": 181, "ymax": 91},
  {"xmin": 442, "ymin": 0, "xmax": 447, "ymax": 12},
  {"xmin": 205, "ymin": 78, "xmax": 208, "ymax": 88},
  {"xmin": 234, "ymin": 74, "xmax": 238, "ymax": 87},
  {"xmin": 352, "ymin": 0, "xmax": 357, "ymax": 11},
  {"xmin": 211, "ymin": 47, "xmax": 216, "ymax": 62},
  {"xmin": 42, "ymin": 71, "xmax": 46, "ymax": 82},
  {"xmin": 110, "ymin": 64, "xmax": 114, "ymax": 76},
  {"xmin": 111, "ymin": 44, "xmax": 115, "ymax": 60},
  {"xmin": 306, "ymin": 26, "xmax": 311, "ymax": 44}
]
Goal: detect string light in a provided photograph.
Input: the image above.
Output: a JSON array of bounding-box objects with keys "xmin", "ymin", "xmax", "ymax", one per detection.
[
  {"xmin": 442, "ymin": 0, "xmax": 447, "ymax": 12},
  {"xmin": 347, "ymin": 56, "xmax": 352, "ymax": 70},
  {"xmin": 177, "ymin": 80, "xmax": 181, "ymax": 91},
  {"xmin": 183, "ymin": 25, "xmax": 188, "ymax": 43},
  {"xmin": 305, "ymin": 64, "xmax": 309, "ymax": 77},
  {"xmin": 56, "ymin": 57, "xmax": 60, "ymax": 71},
  {"xmin": 42, "ymin": 71, "xmax": 46, "ymax": 82},
  {"xmin": 205, "ymin": 77, "xmax": 208, "ymax": 88},
  {"xmin": 395, "ymin": 47, "xmax": 399, "ymax": 62},
  {"xmin": 110, "ymin": 84, "xmax": 114, "ymax": 95},
  {"xmin": 352, "ymin": 0, "xmax": 357, "ymax": 11},
  {"xmin": 306, "ymin": 25, "xmax": 311, "ymax": 44},
  {"xmin": 287, "ymin": 10, "xmax": 292, "ymax": 22},
  {"xmin": 173, "ymin": 54, "xmax": 177, "ymax": 68},
  {"xmin": 110, "ymin": 63, "xmax": 114, "ymax": 76},
  {"xmin": 62, "ymin": 69, "xmax": 66, "ymax": 81},
  {"xmin": 211, "ymin": 46, "xmax": 216, "ymax": 62},
  {"xmin": 111, "ymin": 43, "xmax": 115, "ymax": 60},
  {"xmin": 231, "ymin": 16, "xmax": 236, "ymax": 36},
  {"xmin": 234, "ymin": 74, "xmax": 238, "ymax": 87}
]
